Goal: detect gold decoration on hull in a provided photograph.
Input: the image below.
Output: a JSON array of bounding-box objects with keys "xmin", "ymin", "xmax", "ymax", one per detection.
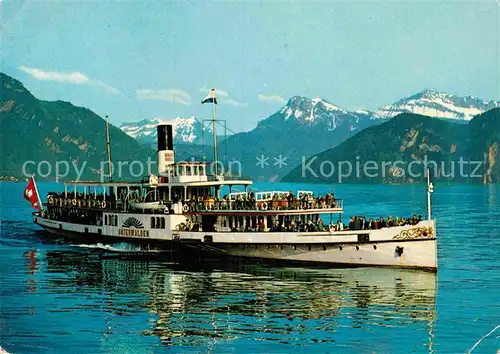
[{"xmin": 393, "ymin": 227, "xmax": 434, "ymax": 240}]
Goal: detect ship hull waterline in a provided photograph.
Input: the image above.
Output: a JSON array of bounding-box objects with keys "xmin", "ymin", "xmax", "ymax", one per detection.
[{"xmin": 35, "ymin": 219, "xmax": 437, "ymax": 271}]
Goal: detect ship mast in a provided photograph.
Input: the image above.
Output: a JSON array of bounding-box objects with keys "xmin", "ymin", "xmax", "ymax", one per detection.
[
  {"xmin": 105, "ymin": 115, "xmax": 113, "ymax": 182},
  {"xmin": 427, "ymin": 168, "xmax": 434, "ymax": 220},
  {"xmin": 211, "ymin": 89, "xmax": 218, "ymax": 176}
]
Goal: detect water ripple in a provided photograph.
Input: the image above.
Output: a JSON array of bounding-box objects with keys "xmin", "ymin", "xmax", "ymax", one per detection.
[{"xmin": 1, "ymin": 182, "xmax": 499, "ymax": 353}]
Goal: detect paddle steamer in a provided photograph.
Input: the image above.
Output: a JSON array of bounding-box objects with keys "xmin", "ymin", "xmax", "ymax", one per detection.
[{"xmin": 31, "ymin": 117, "xmax": 438, "ymax": 271}]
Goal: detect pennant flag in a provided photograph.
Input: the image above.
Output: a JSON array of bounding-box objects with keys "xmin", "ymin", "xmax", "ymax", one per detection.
[
  {"xmin": 24, "ymin": 176, "xmax": 42, "ymax": 210},
  {"xmin": 201, "ymin": 88, "xmax": 218, "ymax": 104}
]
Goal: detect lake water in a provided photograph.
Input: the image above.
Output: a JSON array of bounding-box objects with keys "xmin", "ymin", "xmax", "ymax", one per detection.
[{"xmin": 1, "ymin": 181, "xmax": 499, "ymax": 353}]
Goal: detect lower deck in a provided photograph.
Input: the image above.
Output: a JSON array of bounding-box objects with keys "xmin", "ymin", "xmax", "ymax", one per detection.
[{"xmin": 33, "ymin": 212, "xmax": 437, "ymax": 270}]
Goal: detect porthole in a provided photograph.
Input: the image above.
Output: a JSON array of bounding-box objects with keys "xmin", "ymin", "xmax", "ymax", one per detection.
[
  {"xmin": 338, "ymin": 246, "xmax": 342, "ymax": 251},
  {"xmin": 355, "ymin": 246, "xmax": 360, "ymax": 251},
  {"xmin": 373, "ymin": 245, "xmax": 377, "ymax": 250}
]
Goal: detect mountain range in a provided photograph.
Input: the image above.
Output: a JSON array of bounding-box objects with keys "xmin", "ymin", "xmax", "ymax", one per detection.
[
  {"xmin": 282, "ymin": 109, "xmax": 500, "ymax": 184},
  {"xmin": 121, "ymin": 89, "xmax": 499, "ymax": 147},
  {"xmin": 376, "ymin": 90, "xmax": 500, "ymax": 120},
  {"xmin": 217, "ymin": 96, "xmax": 384, "ymax": 181},
  {"xmin": 1, "ymin": 71, "xmax": 498, "ymax": 184},
  {"xmin": 120, "ymin": 116, "xmax": 204, "ymax": 145},
  {"xmin": 120, "ymin": 90, "xmax": 499, "ymax": 181}
]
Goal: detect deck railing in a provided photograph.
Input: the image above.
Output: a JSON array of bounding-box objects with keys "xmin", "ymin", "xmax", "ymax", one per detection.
[
  {"xmin": 183, "ymin": 199, "xmax": 343, "ymax": 212},
  {"xmin": 44, "ymin": 193, "xmax": 343, "ymax": 213}
]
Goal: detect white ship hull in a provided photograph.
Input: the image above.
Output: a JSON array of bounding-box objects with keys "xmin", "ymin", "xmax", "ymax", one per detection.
[
  {"xmin": 33, "ymin": 213, "xmax": 437, "ymax": 271},
  {"xmin": 176, "ymin": 220, "xmax": 437, "ymax": 270},
  {"xmin": 192, "ymin": 238, "xmax": 437, "ymax": 270}
]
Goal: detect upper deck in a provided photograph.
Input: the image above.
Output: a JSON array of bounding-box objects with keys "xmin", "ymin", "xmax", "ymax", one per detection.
[
  {"xmin": 53, "ymin": 159, "xmax": 341, "ymax": 217},
  {"xmin": 182, "ymin": 198, "xmax": 343, "ymax": 215}
]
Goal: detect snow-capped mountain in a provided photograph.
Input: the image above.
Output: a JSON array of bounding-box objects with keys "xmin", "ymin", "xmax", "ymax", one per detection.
[
  {"xmin": 218, "ymin": 96, "xmax": 386, "ymax": 181},
  {"xmin": 265, "ymin": 96, "xmax": 380, "ymax": 132},
  {"xmin": 120, "ymin": 116, "xmax": 205, "ymax": 145},
  {"xmin": 377, "ymin": 90, "xmax": 500, "ymax": 121}
]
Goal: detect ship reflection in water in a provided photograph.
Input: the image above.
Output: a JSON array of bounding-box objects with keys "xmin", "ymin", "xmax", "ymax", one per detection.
[{"xmin": 43, "ymin": 250, "xmax": 437, "ymax": 352}]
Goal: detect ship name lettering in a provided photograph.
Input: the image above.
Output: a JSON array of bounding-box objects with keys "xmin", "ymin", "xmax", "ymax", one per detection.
[{"xmin": 118, "ymin": 228, "xmax": 149, "ymax": 238}]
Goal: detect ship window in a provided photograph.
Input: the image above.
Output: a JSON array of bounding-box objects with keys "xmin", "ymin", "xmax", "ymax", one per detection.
[
  {"xmin": 267, "ymin": 216, "xmax": 272, "ymax": 229},
  {"xmin": 151, "ymin": 217, "xmax": 165, "ymax": 229},
  {"xmin": 107, "ymin": 215, "xmax": 116, "ymax": 226}
]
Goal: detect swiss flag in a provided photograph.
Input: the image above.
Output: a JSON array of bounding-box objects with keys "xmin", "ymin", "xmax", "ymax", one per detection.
[{"xmin": 24, "ymin": 176, "xmax": 42, "ymax": 211}]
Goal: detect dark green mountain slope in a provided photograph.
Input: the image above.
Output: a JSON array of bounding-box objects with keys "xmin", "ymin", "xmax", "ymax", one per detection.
[
  {"xmin": 283, "ymin": 110, "xmax": 500, "ymax": 184},
  {"xmin": 468, "ymin": 108, "xmax": 500, "ymax": 183},
  {"xmin": 0, "ymin": 73, "xmax": 155, "ymax": 181}
]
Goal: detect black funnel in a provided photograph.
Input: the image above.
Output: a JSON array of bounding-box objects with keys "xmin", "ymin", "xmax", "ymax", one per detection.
[{"xmin": 157, "ymin": 124, "xmax": 173, "ymax": 151}]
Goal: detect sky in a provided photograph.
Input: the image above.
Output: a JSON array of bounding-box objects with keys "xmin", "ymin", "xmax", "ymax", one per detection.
[{"xmin": 1, "ymin": 0, "xmax": 499, "ymax": 132}]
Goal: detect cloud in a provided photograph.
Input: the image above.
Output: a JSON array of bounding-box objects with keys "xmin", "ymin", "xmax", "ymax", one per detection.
[
  {"xmin": 136, "ymin": 88, "xmax": 192, "ymax": 105},
  {"xmin": 220, "ymin": 98, "xmax": 248, "ymax": 107},
  {"xmin": 19, "ymin": 65, "xmax": 89, "ymax": 84},
  {"xmin": 199, "ymin": 87, "xmax": 229, "ymax": 97},
  {"xmin": 258, "ymin": 94, "xmax": 286, "ymax": 105},
  {"xmin": 18, "ymin": 65, "xmax": 120, "ymax": 94}
]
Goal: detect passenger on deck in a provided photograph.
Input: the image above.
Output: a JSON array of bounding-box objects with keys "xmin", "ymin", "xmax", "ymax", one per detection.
[
  {"xmin": 258, "ymin": 218, "xmax": 265, "ymax": 232},
  {"xmin": 361, "ymin": 216, "xmax": 367, "ymax": 230},
  {"xmin": 353, "ymin": 216, "xmax": 361, "ymax": 231},
  {"xmin": 348, "ymin": 216, "xmax": 355, "ymax": 230},
  {"xmin": 336, "ymin": 219, "xmax": 344, "ymax": 231},
  {"xmin": 287, "ymin": 192, "xmax": 294, "ymax": 210},
  {"xmin": 317, "ymin": 219, "xmax": 324, "ymax": 231},
  {"xmin": 368, "ymin": 218, "xmax": 375, "ymax": 230}
]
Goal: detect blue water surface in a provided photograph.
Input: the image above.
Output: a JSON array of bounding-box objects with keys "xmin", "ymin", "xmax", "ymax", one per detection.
[{"xmin": 0, "ymin": 182, "xmax": 499, "ymax": 353}]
